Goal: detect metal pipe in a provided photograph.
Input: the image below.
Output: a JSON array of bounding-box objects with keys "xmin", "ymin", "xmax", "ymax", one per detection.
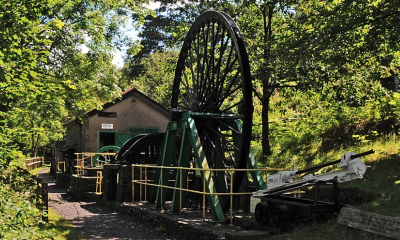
[{"xmin": 295, "ymin": 150, "xmax": 374, "ymax": 175}]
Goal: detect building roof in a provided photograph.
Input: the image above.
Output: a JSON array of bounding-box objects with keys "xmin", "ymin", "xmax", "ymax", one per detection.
[
  {"xmin": 64, "ymin": 87, "xmax": 169, "ymax": 126},
  {"xmin": 86, "ymin": 87, "xmax": 170, "ymax": 117}
]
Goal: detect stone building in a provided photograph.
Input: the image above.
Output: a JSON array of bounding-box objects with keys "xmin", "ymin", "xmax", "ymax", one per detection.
[{"xmin": 54, "ymin": 87, "xmax": 169, "ymax": 173}]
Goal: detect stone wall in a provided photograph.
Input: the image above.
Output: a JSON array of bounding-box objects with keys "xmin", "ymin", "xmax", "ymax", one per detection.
[
  {"xmin": 55, "ymin": 173, "xmax": 71, "ymax": 189},
  {"xmin": 111, "ymin": 202, "xmax": 221, "ymax": 240},
  {"xmin": 65, "ymin": 120, "xmax": 82, "ymax": 152},
  {"xmin": 117, "ymin": 165, "xmax": 133, "ymax": 202},
  {"xmin": 103, "ymin": 164, "xmax": 119, "ymax": 201}
]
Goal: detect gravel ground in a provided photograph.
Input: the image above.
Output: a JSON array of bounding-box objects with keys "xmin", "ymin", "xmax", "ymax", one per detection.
[{"xmin": 38, "ymin": 168, "xmax": 171, "ymax": 240}]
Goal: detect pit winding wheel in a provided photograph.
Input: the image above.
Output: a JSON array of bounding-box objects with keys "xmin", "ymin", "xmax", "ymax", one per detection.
[
  {"xmin": 151, "ymin": 11, "xmax": 266, "ymax": 222},
  {"xmin": 171, "ymin": 10, "xmax": 253, "ymax": 193}
]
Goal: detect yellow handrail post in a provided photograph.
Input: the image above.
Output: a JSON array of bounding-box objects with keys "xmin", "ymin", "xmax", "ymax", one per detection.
[
  {"xmin": 230, "ymin": 169, "xmax": 234, "ymax": 226},
  {"xmin": 132, "ymin": 165, "xmax": 135, "ymax": 202},
  {"xmin": 82, "ymin": 154, "xmax": 85, "ymax": 176},
  {"xmin": 145, "ymin": 165, "xmax": 148, "ymax": 202},
  {"xmin": 203, "ymin": 169, "xmax": 206, "ymax": 224},
  {"xmin": 160, "ymin": 166, "xmax": 163, "ymax": 210},
  {"xmin": 140, "ymin": 165, "xmax": 143, "ymax": 202},
  {"xmin": 179, "ymin": 167, "xmax": 182, "ymax": 215}
]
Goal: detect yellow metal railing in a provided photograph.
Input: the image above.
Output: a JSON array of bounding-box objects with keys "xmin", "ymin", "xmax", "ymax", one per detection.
[
  {"xmin": 96, "ymin": 171, "xmax": 103, "ymax": 194},
  {"xmin": 74, "ymin": 152, "xmax": 116, "ymax": 176},
  {"xmin": 132, "ymin": 164, "xmax": 285, "ymax": 225},
  {"xmin": 57, "ymin": 161, "xmax": 66, "ymax": 172}
]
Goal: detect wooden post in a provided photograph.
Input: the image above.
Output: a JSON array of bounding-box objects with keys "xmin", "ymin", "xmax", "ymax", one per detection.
[
  {"xmin": 35, "ymin": 177, "xmax": 48, "ymax": 223},
  {"xmin": 35, "ymin": 177, "xmax": 43, "ymax": 209},
  {"xmin": 42, "ymin": 182, "xmax": 48, "ymax": 223}
]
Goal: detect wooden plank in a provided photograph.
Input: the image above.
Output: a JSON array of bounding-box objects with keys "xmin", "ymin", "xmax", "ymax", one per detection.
[{"xmin": 338, "ymin": 207, "xmax": 400, "ymax": 240}]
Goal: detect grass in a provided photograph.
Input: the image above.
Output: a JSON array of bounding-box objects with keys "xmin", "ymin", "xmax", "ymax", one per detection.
[
  {"xmin": 45, "ymin": 208, "xmax": 82, "ymax": 240},
  {"xmin": 28, "ymin": 165, "xmax": 82, "ymax": 239},
  {"xmin": 268, "ymin": 136, "xmax": 400, "ymax": 239}
]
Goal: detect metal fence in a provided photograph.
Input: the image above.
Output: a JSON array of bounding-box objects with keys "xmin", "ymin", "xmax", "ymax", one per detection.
[
  {"xmin": 74, "ymin": 152, "xmax": 116, "ymax": 176},
  {"xmin": 131, "ymin": 164, "xmax": 285, "ymax": 225}
]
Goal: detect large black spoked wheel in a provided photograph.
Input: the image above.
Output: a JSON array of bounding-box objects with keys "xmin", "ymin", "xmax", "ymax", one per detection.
[
  {"xmin": 171, "ymin": 11, "xmax": 253, "ymax": 201},
  {"xmin": 112, "ymin": 133, "xmax": 165, "ymax": 165},
  {"xmin": 122, "ymin": 133, "xmax": 165, "ymax": 165}
]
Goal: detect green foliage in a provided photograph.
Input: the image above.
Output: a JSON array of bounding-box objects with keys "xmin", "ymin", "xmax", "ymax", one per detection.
[
  {"xmin": 0, "ymin": 0, "xmax": 151, "ymax": 238},
  {"xmin": 0, "ymin": 159, "xmax": 51, "ymax": 239},
  {"xmin": 46, "ymin": 207, "xmax": 81, "ymax": 240},
  {"xmin": 251, "ymin": 74, "xmax": 400, "ymax": 170},
  {"xmin": 1, "ymin": 0, "xmax": 153, "ymax": 157},
  {"xmin": 125, "ymin": 50, "xmax": 177, "ymax": 108}
]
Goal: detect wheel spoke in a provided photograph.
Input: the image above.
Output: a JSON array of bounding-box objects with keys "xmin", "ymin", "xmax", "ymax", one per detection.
[
  {"xmin": 171, "ymin": 11, "xmax": 253, "ymax": 197},
  {"xmin": 202, "ymin": 127, "xmax": 227, "ymax": 168},
  {"xmin": 203, "ymin": 122, "xmax": 239, "ymax": 152},
  {"xmin": 203, "ymin": 84, "xmax": 241, "ymax": 113},
  {"xmin": 201, "ymin": 27, "xmax": 231, "ymax": 111}
]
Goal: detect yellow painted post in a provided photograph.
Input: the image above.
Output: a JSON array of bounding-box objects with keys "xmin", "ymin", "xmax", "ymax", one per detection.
[
  {"xmin": 96, "ymin": 171, "xmax": 99, "ymax": 193},
  {"xmin": 81, "ymin": 154, "xmax": 85, "ymax": 176},
  {"xmin": 203, "ymin": 169, "xmax": 206, "ymax": 224},
  {"xmin": 132, "ymin": 165, "xmax": 135, "ymax": 202},
  {"xmin": 179, "ymin": 167, "xmax": 182, "ymax": 215},
  {"xmin": 230, "ymin": 169, "xmax": 234, "ymax": 226},
  {"xmin": 76, "ymin": 155, "xmax": 79, "ymax": 175},
  {"xmin": 160, "ymin": 166, "xmax": 163, "ymax": 210},
  {"xmin": 145, "ymin": 166, "xmax": 148, "ymax": 202},
  {"xmin": 140, "ymin": 166, "xmax": 143, "ymax": 202},
  {"xmin": 99, "ymin": 171, "xmax": 101, "ymax": 193}
]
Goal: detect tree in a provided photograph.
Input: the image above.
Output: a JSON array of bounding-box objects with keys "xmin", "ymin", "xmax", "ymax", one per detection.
[
  {"xmin": 0, "ymin": 0, "xmax": 152, "ymax": 159},
  {"xmin": 123, "ymin": 0, "xmax": 241, "ymax": 82},
  {"xmin": 236, "ymin": 0, "xmax": 400, "ymax": 162},
  {"xmin": 127, "ymin": 51, "xmax": 177, "ymax": 108}
]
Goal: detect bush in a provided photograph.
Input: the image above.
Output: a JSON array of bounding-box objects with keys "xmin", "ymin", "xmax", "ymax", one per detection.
[{"xmin": 0, "ymin": 149, "xmax": 51, "ymax": 239}]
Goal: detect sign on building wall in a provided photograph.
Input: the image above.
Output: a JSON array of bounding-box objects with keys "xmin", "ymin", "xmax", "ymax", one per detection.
[{"xmin": 101, "ymin": 123, "xmax": 113, "ymax": 129}]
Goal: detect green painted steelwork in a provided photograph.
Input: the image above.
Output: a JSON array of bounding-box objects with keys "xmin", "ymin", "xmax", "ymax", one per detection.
[
  {"xmin": 186, "ymin": 116, "xmax": 226, "ymax": 222},
  {"xmin": 171, "ymin": 127, "xmax": 191, "ymax": 213},
  {"xmin": 93, "ymin": 145, "xmax": 120, "ymax": 166},
  {"xmin": 151, "ymin": 122, "xmax": 177, "ymax": 206},
  {"xmin": 235, "ymin": 121, "xmax": 267, "ymax": 190},
  {"xmin": 153, "ymin": 111, "xmax": 266, "ymax": 222}
]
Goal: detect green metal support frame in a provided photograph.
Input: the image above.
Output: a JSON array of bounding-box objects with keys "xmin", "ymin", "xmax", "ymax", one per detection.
[{"xmin": 152, "ymin": 111, "xmax": 266, "ymax": 222}]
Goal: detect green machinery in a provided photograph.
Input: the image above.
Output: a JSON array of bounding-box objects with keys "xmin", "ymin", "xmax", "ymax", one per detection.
[{"xmin": 148, "ymin": 11, "xmax": 267, "ymax": 222}]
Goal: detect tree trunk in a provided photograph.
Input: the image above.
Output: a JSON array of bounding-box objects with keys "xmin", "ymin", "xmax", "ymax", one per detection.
[
  {"xmin": 32, "ymin": 134, "xmax": 40, "ymax": 157},
  {"xmin": 262, "ymin": 92, "xmax": 272, "ymax": 160},
  {"xmin": 260, "ymin": 3, "xmax": 274, "ymax": 161}
]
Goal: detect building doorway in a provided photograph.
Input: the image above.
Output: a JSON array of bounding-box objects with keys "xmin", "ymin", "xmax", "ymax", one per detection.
[{"xmin": 98, "ymin": 131, "xmax": 116, "ymax": 149}]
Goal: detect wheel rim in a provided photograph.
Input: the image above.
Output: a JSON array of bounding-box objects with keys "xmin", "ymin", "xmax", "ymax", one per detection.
[
  {"xmin": 273, "ymin": 205, "xmax": 291, "ymax": 231},
  {"xmin": 171, "ymin": 11, "xmax": 253, "ymax": 195},
  {"xmin": 93, "ymin": 145, "xmax": 120, "ymax": 166},
  {"xmin": 122, "ymin": 133, "xmax": 165, "ymax": 165},
  {"xmin": 112, "ymin": 134, "xmax": 148, "ymax": 163},
  {"xmin": 255, "ymin": 201, "xmax": 270, "ymax": 225}
]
